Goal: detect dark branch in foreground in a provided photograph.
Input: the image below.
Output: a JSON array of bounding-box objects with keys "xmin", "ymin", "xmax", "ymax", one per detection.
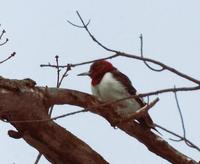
[
  {"xmin": 0, "ymin": 77, "xmax": 198, "ymax": 164},
  {"xmin": 3, "ymin": 88, "xmax": 199, "ymax": 153},
  {"xmin": 0, "ymin": 77, "xmax": 108, "ymax": 164}
]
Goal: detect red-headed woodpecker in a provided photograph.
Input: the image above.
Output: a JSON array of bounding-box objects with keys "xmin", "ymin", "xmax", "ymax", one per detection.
[{"xmin": 78, "ymin": 60, "xmax": 155, "ymax": 129}]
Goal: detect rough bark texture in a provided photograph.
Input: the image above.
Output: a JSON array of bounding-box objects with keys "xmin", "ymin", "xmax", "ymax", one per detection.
[
  {"xmin": 0, "ymin": 77, "xmax": 108, "ymax": 164},
  {"xmin": 0, "ymin": 77, "xmax": 198, "ymax": 164},
  {"xmin": 47, "ymin": 88, "xmax": 198, "ymax": 164}
]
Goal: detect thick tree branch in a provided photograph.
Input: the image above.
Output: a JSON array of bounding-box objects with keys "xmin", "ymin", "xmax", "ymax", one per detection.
[
  {"xmin": 0, "ymin": 77, "xmax": 198, "ymax": 164},
  {"xmin": 0, "ymin": 77, "xmax": 108, "ymax": 164},
  {"xmin": 46, "ymin": 88, "xmax": 198, "ymax": 164}
]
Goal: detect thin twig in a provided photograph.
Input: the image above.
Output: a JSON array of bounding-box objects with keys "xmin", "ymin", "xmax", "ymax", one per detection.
[
  {"xmin": 172, "ymin": 89, "xmax": 195, "ymax": 148},
  {"xmin": 0, "ymin": 29, "xmax": 6, "ymax": 40},
  {"xmin": 117, "ymin": 52, "xmax": 200, "ymax": 85},
  {"xmin": 155, "ymin": 123, "xmax": 200, "ymax": 152},
  {"xmin": 55, "ymin": 55, "xmax": 60, "ymax": 88},
  {"xmin": 67, "ymin": 19, "xmax": 91, "ymax": 28},
  {"xmin": 58, "ymin": 64, "xmax": 71, "ymax": 87},
  {"xmin": 140, "ymin": 34, "xmax": 164, "ymax": 72},
  {"xmin": 48, "ymin": 106, "xmax": 54, "ymax": 121},
  {"xmin": 174, "ymin": 87, "xmax": 186, "ymax": 138},
  {"xmin": 50, "ymin": 109, "xmax": 87, "ymax": 121},
  {"xmin": 40, "ymin": 54, "xmax": 119, "ymax": 68},
  {"xmin": 74, "ymin": 11, "xmax": 117, "ymax": 53},
  {"xmin": 34, "ymin": 153, "xmax": 42, "ymax": 164},
  {"xmin": 2, "ymin": 109, "xmax": 87, "ymax": 123},
  {"xmin": 0, "ymin": 52, "xmax": 15, "ymax": 64},
  {"xmin": 138, "ymin": 85, "xmax": 200, "ymax": 97},
  {"xmin": 48, "ymin": 56, "xmax": 60, "ymax": 116},
  {"xmin": 0, "ymin": 38, "xmax": 8, "ymax": 46}
]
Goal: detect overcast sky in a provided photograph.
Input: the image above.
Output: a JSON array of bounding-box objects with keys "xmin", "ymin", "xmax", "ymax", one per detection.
[{"xmin": 0, "ymin": 0, "xmax": 200, "ymax": 163}]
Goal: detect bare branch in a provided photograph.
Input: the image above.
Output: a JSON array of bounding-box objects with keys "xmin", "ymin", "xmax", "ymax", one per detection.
[
  {"xmin": 0, "ymin": 38, "xmax": 8, "ymax": 46},
  {"xmin": 171, "ymin": 88, "xmax": 199, "ymax": 150},
  {"xmin": 41, "ymin": 52, "xmax": 200, "ymax": 86},
  {"xmin": 174, "ymin": 88, "xmax": 186, "ymax": 138},
  {"xmin": 40, "ymin": 57, "xmax": 200, "ymax": 97},
  {"xmin": 68, "ymin": 12, "xmax": 200, "ymax": 85},
  {"xmin": 34, "ymin": 153, "xmax": 42, "ymax": 164},
  {"xmin": 0, "ymin": 52, "xmax": 15, "ymax": 64},
  {"xmin": 0, "ymin": 77, "xmax": 198, "ymax": 163},
  {"xmin": 139, "ymin": 85, "xmax": 200, "ymax": 97},
  {"xmin": 73, "ymin": 11, "xmax": 117, "ymax": 53},
  {"xmin": 0, "ymin": 29, "xmax": 6, "ymax": 40},
  {"xmin": 140, "ymin": 34, "xmax": 164, "ymax": 72},
  {"xmin": 46, "ymin": 87, "xmax": 198, "ymax": 164},
  {"xmin": 2, "ymin": 109, "xmax": 87, "ymax": 124},
  {"xmin": 117, "ymin": 52, "xmax": 200, "ymax": 85},
  {"xmin": 0, "ymin": 28, "xmax": 9, "ymax": 46},
  {"xmin": 38, "ymin": 55, "xmax": 72, "ymax": 163},
  {"xmin": 40, "ymin": 54, "xmax": 119, "ymax": 68},
  {"xmin": 57, "ymin": 64, "xmax": 71, "ymax": 87},
  {"xmin": 3, "ymin": 94, "xmax": 159, "ymax": 124},
  {"xmin": 0, "ymin": 77, "xmax": 108, "ymax": 164},
  {"xmin": 67, "ymin": 19, "xmax": 91, "ymax": 28},
  {"xmin": 55, "ymin": 55, "xmax": 60, "ymax": 88},
  {"xmin": 155, "ymin": 124, "xmax": 200, "ymax": 152}
]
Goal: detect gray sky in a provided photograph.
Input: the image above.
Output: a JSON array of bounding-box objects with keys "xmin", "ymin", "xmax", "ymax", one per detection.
[{"xmin": 0, "ymin": 0, "xmax": 200, "ymax": 163}]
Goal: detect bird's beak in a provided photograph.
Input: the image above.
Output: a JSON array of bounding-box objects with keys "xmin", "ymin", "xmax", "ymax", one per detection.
[{"xmin": 77, "ymin": 72, "xmax": 90, "ymax": 76}]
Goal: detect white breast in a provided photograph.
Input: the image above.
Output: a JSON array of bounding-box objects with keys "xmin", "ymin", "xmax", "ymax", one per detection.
[{"xmin": 91, "ymin": 72, "xmax": 141, "ymax": 116}]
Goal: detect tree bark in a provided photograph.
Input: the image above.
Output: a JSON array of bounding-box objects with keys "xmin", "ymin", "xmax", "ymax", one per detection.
[
  {"xmin": 0, "ymin": 77, "xmax": 198, "ymax": 164},
  {"xmin": 0, "ymin": 77, "xmax": 108, "ymax": 164},
  {"xmin": 47, "ymin": 89, "xmax": 198, "ymax": 164}
]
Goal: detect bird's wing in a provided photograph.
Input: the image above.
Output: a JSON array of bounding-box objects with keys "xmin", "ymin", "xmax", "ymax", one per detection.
[
  {"xmin": 111, "ymin": 69, "xmax": 145, "ymax": 107},
  {"xmin": 111, "ymin": 69, "xmax": 157, "ymax": 129}
]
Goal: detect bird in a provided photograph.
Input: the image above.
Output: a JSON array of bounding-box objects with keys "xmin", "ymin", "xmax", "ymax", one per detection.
[{"xmin": 78, "ymin": 60, "xmax": 155, "ymax": 129}]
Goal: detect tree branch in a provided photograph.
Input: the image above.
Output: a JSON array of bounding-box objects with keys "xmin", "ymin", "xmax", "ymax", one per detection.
[
  {"xmin": 66, "ymin": 11, "xmax": 200, "ymax": 85},
  {"xmin": 0, "ymin": 77, "xmax": 108, "ymax": 164},
  {"xmin": 139, "ymin": 34, "xmax": 164, "ymax": 72},
  {"xmin": 46, "ymin": 87, "xmax": 198, "ymax": 164},
  {"xmin": 0, "ymin": 52, "xmax": 15, "ymax": 64},
  {"xmin": 0, "ymin": 77, "xmax": 198, "ymax": 164}
]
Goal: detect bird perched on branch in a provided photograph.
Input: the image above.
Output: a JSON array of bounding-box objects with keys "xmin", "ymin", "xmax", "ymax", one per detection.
[{"xmin": 78, "ymin": 60, "xmax": 155, "ymax": 129}]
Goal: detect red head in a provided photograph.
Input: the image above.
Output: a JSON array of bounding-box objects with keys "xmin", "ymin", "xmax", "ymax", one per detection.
[{"xmin": 78, "ymin": 60, "xmax": 116, "ymax": 85}]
